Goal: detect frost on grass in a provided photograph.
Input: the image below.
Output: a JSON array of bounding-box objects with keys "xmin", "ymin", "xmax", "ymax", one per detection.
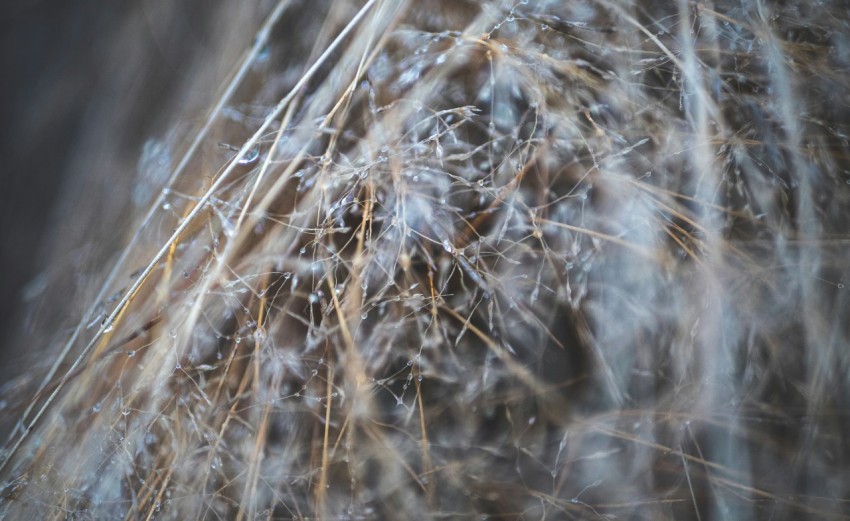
[{"xmin": 2, "ymin": 0, "xmax": 850, "ymax": 519}]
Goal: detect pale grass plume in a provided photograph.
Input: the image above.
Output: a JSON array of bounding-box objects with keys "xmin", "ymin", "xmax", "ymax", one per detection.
[{"xmin": 1, "ymin": 0, "xmax": 849, "ymax": 519}]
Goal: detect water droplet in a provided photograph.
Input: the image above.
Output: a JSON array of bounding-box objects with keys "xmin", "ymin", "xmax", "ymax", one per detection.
[
  {"xmin": 127, "ymin": 350, "xmax": 136, "ymax": 357},
  {"xmin": 311, "ymin": 369, "xmax": 318, "ymax": 376},
  {"xmin": 308, "ymin": 292, "xmax": 320, "ymax": 304},
  {"xmin": 92, "ymin": 403, "xmax": 102, "ymax": 413},
  {"xmin": 256, "ymin": 44, "xmax": 270, "ymax": 62}
]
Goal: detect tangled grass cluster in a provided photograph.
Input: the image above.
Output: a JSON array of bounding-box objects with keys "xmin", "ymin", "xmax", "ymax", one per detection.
[{"xmin": 2, "ymin": 0, "xmax": 850, "ymax": 519}]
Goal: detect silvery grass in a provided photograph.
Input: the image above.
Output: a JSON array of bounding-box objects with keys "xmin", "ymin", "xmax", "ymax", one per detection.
[{"xmin": 2, "ymin": 0, "xmax": 849, "ymax": 519}]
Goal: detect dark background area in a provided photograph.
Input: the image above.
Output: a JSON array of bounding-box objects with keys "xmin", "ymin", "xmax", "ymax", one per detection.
[
  {"xmin": 0, "ymin": 0, "xmax": 259, "ymax": 367},
  {"xmin": 0, "ymin": 1, "xmax": 139, "ymax": 361}
]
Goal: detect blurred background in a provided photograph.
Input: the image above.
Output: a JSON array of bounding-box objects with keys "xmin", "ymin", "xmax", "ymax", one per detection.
[
  {"xmin": 0, "ymin": 0, "xmax": 264, "ymax": 367},
  {"xmin": 0, "ymin": 1, "xmax": 132, "ymax": 360}
]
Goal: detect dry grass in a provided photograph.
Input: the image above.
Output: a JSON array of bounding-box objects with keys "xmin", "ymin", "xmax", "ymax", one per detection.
[{"xmin": 2, "ymin": 0, "xmax": 850, "ymax": 519}]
